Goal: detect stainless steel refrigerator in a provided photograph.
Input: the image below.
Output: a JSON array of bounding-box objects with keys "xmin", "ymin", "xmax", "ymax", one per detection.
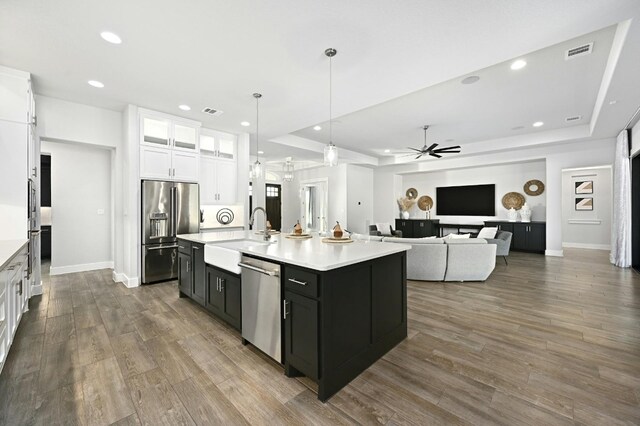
[{"xmin": 141, "ymin": 180, "xmax": 199, "ymax": 284}]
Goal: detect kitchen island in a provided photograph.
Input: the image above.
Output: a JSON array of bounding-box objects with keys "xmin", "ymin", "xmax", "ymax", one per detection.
[{"xmin": 177, "ymin": 231, "xmax": 411, "ymax": 401}]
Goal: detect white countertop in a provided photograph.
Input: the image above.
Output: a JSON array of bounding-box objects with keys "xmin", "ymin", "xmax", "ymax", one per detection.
[
  {"xmin": 178, "ymin": 231, "xmax": 411, "ymax": 271},
  {"xmin": 0, "ymin": 239, "xmax": 28, "ymax": 271}
]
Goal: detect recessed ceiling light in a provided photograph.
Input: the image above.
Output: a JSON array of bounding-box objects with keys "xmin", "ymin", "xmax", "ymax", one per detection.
[
  {"xmin": 609, "ymin": 100, "xmax": 617, "ymax": 105},
  {"xmin": 240, "ymin": 121, "xmax": 250, "ymax": 127},
  {"xmin": 313, "ymin": 125, "xmax": 322, "ymax": 131},
  {"xmin": 384, "ymin": 149, "xmax": 391, "ymax": 153},
  {"xmin": 258, "ymin": 150, "xmax": 264, "ymax": 154},
  {"xmin": 461, "ymin": 76, "xmax": 480, "ymax": 85},
  {"xmin": 178, "ymin": 105, "xmax": 191, "ymax": 111},
  {"xmin": 100, "ymin": 31, "xmax": 122, "ymax": 44},
  {"xmin": 532, "ymin": 121, "xmax": 544, "ymax": 127},
  {"xmin": 510, "ymin": 59, "xmax": 527, "ymax": 70},
  {"xmin": 88, "ymin": 80, "xmax": 104, "ymax": 88}
]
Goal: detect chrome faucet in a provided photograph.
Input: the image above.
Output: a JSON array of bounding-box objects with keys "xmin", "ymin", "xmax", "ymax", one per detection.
[{"xmin": 250, "ymin": 207, "xmax": 270, "ymax": 241}]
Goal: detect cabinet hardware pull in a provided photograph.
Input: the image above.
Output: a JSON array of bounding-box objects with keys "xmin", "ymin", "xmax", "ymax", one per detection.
[
  {"xmin": 216, "ymin": 277, "xmax": 220, "ymax": 292},
  {"xmin": 283, "ymin": 300, "xmax": 289, "ymax": 319},
  {"xmin": 186, "ymin": 261, "xmax": 190, "ymax": 272},
  {"xmin": 193, "ymin": 246, "xmax": 200, "ymax": 250},
  {"xmin": 220, "ymin": 279, "xmax": 225, "ymax": 291},
  {"xmin": 238, "ymin": 262, "xmax": 279, "ymax": 277},
  {"xmin": 147, "ymin": 245, "xmax": 178, "ymax": 251},
  {"xmin": 178, "ymin": 245, "xmax": 185, "ymax": 249},
  {"xmin": 169, "ymin": 168, "xmax": 171, "ymax": 177},
  {"xmin": 288, "ymin": 278, "xmax": 307, "ymax": 286}
]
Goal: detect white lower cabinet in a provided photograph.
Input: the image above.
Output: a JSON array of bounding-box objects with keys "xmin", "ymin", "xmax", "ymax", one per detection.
[
  {"xmin": 140, "ymin": 146, "xmax": 198, "ymax": 182},
  {"xmin": 0, "ymin": 245, "xmax": 28, "ymax": 375},
  {"xmin": 199, "ymin": 156, "xmax": 237, "ymax": 204}
]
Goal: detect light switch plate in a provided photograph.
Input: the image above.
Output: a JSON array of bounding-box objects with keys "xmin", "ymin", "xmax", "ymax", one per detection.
[{"xmin": 97, "ymin": 209, "xmax": 105, "ymax": 215}]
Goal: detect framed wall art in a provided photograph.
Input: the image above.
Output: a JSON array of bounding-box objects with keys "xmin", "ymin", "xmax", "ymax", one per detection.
[
  {"xmin": 575, "ymin": 180, "xmax": 593, "ymax": 194},
  {"xmin": 575, "ymin": 197, "xmax": 593, "ymax": 211}
]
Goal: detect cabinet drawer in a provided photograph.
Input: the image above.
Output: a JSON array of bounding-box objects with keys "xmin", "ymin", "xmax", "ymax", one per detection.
[
  {"xmin": 178, "ymin": 239, "xmax": 191, "ymax": 254},
  {"xmin": 284, "ymin": 266, "xmax": 318, "ymax": 298}
]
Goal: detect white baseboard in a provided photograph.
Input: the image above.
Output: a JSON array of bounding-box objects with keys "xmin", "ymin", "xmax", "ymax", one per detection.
[
  {"xmin": 545, "ymin": 249, "xmax": 564, "ymax": 257},
  {"xmin": 50, "ymin": 261, "xmax": 114, "ymax": 276},
  {"xmin": 562, "ymin": 242, "xmax": 611, "ymax": 251},
  {"xmin": 112, "ymin": 270, "xmax": 140, "ymax": 288},
  {"xmin": 31, "ymin": 282, "xmax": 43, "ymax": 296}
]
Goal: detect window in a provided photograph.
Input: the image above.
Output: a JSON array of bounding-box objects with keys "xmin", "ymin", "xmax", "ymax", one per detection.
[{"xmin": 266, "ymin": 186, "xmax": 279, "ymax": 198}]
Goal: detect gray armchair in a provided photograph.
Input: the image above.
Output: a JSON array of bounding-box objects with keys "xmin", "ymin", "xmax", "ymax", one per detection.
[
  {"xmin": 485, "ymin": 230, "xmax": 512, "ymax": 265},
  {"xmin": 369, "ymin": 224, "xmax": 402, "ymax": 238}
]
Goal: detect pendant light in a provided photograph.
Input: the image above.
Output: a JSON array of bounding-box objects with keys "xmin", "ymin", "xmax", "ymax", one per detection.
[
  {"xmin": 283, "ymin": 156, "xmax": 294, "ymax": 182},
  {"xmin": 323, "ymin": 48, "xmax": 338, "ymax": 167},
  {"xmin": 252, "ymin": 92, "xmax": 263, "ymax": 179}
]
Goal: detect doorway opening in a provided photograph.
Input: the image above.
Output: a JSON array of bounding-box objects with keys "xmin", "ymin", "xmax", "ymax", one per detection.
[
  {"xmin": 265, "ymin": 184, "xmax": 282, "ymax": 231},
  {"xmin": 40, "ymin": 154, "xmax": 51, "ymax": 277}
]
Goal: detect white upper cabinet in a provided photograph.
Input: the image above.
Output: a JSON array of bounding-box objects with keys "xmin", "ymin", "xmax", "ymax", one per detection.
[
  {"xmin": 200, "ymin": 128, "xmax": 236, "ymax": 161},
  {"xmin": 138, "ymin": 109, "xmax": 200, "ymax": 182},
  {"xmin": 199, "ymin": 155, "xmax": 237, "ymax": 205},
  {"xmin": 0, "ymin": 66, "xmax": 30, "ymax": 123},
  {"xmin": 141, "ymin": 117, "xmax": 171, "ymax": 147}
]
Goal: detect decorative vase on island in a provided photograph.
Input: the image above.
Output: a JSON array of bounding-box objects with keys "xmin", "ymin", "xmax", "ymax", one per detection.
[
  {"xmin": 508, "ymin": 207, "xmax": 518, "ymax": 222},
  {"xmin": 520, "ymin": 203, "xmax": 532, "ymax": 222},
  {"xmin": 294, "ymin": 221, "xmax": 303, "ymax": 235}
]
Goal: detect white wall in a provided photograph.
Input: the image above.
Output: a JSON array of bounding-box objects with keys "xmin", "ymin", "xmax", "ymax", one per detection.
[
  {"xmin": 632, "ymin": 121, "xmax": 640, "ymax": 157},
  {"xmin": 36, "ymin": 96, "xmax": 122, "ymax": 148},
  {"xmin": 402, "ymin": 161, "xmax": 547, "ymax": 223},
  {"xmin": 346, "ymin": 165, "xmax": 374, "ymax": 234},
  {"xmin": 41, "ymin": 141, "xmax": 112, "ymax": 274},
  {"xmin": 561, "ymin": 167, "xmax": 612, "ymax": 250}
]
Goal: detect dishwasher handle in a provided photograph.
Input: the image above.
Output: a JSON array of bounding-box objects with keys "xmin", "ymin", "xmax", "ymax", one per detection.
[{"xmin": 238, "ymin": 262, "xmax": 279, "ymax": 277}]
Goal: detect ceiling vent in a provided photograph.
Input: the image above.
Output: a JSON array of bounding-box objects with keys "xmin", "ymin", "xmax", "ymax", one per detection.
[
  {"xmin": 202, "ymin": 107, "xmax": 224, "ymax": 116},
  {"xmin": 565, "ymin": 42, "xmax": 593, "ymax": 60},
  {"xmin": 565, "ymin": 115, "xmax": 582, "ymax": 122}
]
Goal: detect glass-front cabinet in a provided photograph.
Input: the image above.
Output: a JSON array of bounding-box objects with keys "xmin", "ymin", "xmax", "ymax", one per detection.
[
  {"xmin": 141, "ymin": 117, "xmax": 171, "ymax": 147},
  {"xmin": 199, "ymin": 128, "xmax": 236, "ymax": 161}
]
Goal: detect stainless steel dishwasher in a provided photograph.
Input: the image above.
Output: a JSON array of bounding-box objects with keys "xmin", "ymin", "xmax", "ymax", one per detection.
[{"xmin": 239, "ymin": 255, "xmax": 282, "ymax": 362}]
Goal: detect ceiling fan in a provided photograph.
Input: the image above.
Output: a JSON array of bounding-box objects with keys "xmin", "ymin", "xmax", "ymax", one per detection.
[{"xmin": 405, "ymin": 125, "xmax": 461, "ymax": 159}]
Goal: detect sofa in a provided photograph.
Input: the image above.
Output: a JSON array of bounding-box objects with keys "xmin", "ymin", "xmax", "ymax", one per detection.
[
  {"xmin": 369, "ymin": 224, "xmax": 403, "ymax": 238},
  {"xmin": 382, "ymin": 237, "xmax": 496, "ymax": 282}
]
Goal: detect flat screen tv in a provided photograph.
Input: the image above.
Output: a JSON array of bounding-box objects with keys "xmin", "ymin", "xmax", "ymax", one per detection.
[{"xmin": 436, "ymin": 184, "xmax": 495, "ymax": 216}]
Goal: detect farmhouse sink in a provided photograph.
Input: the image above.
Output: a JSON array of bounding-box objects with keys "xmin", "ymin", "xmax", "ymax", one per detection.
[{"xmin": 205, "ymin": 239, "xmax": 270, "ymax": 274}]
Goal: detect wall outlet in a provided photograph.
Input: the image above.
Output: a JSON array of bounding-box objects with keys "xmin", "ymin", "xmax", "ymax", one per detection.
[{"xmin": 97, "ymin": 209, "xmax": 105, "ymax": 215}]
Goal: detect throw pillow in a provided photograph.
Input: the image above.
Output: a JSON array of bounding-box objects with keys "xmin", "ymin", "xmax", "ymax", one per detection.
[
  {"xmin": 477, "ymin": 227, "xmax": 498, "ymax": 239},
  {"xmin": 376, "ymin": 222, "xmax": 392, "ymax": 236},
  {"xmin": 445, "ymin": 233, "xmax": 471, "ymax": 239}
]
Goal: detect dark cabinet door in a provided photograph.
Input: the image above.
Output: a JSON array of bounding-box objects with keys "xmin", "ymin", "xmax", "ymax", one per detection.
[
  {"xmin": 191, "ymin": 244, "xmax": 206, "ymax": 305},
  {"xmin": 527, "ymin": 224, "xmax": 546, "ymax": 253},
  {"xmin": 178, "ymin": 252, "xmax": 191, "ymax": 296},
  {"xmin": 205, "ymin": 266, "xmax": 224, "ymax": 314},
  {"xmin": 412, "ymin": 220, "xmax": 429, "ymax": 238},
  {"xmin": 41, "ymin": 226, "xmax": 51, "ymax": 259},
  {"xmin": 512, "ymin": 224, "xmax": 528, "ymax": 251},
  {"xmin": 221, "ymin": 272, "xmax": 241, "ymax": 330},
  {"xmin": 284, "ymin": 290, "xmax": 318, "ymax": 380},
  {"xmin": 395, "ymin": 220, "xmax": 412, "ymax": 238}
]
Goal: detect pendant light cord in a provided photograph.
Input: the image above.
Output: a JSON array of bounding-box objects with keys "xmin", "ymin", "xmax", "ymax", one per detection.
[
  {"xmin": 329, "ymin": 54, "xmax": 333, "ymax": 146},
  {"xmin": 256, "ymin": 96, "xmax": 259, "ymax": 161}
]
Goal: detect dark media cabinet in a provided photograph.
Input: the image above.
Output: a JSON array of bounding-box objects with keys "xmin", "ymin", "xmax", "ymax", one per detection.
[
  {"xmin": 395, "ymin": 219, "xmax": 440, "ymax": 238},
  {"xmin": 484, "ymin": 221, "xmax": 546, "ymax": 254}
]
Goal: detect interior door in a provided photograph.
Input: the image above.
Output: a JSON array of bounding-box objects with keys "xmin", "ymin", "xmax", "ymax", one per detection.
[{"xmin": 265, "ymin": 184, "xmax": 282, "ymax": 231}]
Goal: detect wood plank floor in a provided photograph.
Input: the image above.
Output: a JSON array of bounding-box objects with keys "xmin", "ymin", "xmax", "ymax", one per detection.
[{"xmin": 1, "ymin": 249, "xmax": 639, "ymax": 425}]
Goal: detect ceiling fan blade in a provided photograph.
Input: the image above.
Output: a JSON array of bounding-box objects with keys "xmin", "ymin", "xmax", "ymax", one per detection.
[
  {"xmin": 426, "ymin": 143, "xmax": 438, "ymax": 152},
  {"xmin": 433, "ymin": 148, "xmax": 461, "ymax": 154},
  {"xmin": 429, "ymin": 152, "xmax": 442, "ymax": 158},
  {"xmin": 407, "ymin": 147, "xmax": 423, "ymax": 152},
  {"xmin": 433, "ymin": 146, "xmax": 461, "ymax": 152},
  {"xmin": 415, "ymin": 154, "xmax": 423, "ymax": 159}
]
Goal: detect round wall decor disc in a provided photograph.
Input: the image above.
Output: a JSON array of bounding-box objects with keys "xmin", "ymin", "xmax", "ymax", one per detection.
[
  {"xmin": 524, "ymin": 179, "xmax": 545, "ymax": 196},
  {"xmin": 501, "ymin": 192, "xmax": 526, "ymax": 210},
  {"xmin": 406, "ymin": 188, "xmax": 418, "ymax": 199},
  {"xmin": 417, "ymin": 195, "xmax": 433, "ymax": 211}
]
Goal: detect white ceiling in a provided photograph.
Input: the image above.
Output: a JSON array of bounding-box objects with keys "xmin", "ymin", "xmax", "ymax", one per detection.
[
  {"xmin": 1, "ymin": 0, "xmax": 639, "ymax": 164},
  {"xmin": 293, "ymin": 26, "xmax": 617, "ymax": 156}
]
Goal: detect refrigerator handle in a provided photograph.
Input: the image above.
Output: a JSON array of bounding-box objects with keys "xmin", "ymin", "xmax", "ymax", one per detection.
[{"xmin": 170, "ymin": 186, "xmax": 176, "ymax": 237}]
